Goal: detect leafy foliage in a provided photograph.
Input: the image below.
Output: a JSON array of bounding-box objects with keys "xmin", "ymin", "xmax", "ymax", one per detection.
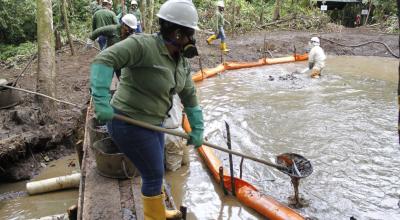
[
  {"xmin": 0, "ymin": 0, "xmax": 37, "ymax": 44},
  {"xmin": 0, "ymin": 0, "xmax": 397, "ymax": 61},
  {"xmin": 0, "ymin": 41, "xmax": 36, "ymax": 63}
]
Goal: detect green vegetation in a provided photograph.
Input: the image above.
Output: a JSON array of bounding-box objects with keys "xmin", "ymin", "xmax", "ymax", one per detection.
[
  {"xmin": 0, "ymin": 42, "xmax": 37, "ymax": 65},
  {"xmin": 0, "ymin": 0, "xmax": 398, "ymax": 62}
]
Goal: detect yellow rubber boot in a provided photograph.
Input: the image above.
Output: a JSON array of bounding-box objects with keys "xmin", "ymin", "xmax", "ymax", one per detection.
[
  {"xmin": 220, "ymin": 42, "xmax": 230, "ymax": 54},
  {"xmin": 206, "ymin": 35, "xmax": 217, "ymax": 45},
  {"xmin": 161, "ymin": 192, "xmax": 182, "ymax": 219},
  {"xmin": 142, "ymin": 194, "xmax": 166, "ymax": 220}
]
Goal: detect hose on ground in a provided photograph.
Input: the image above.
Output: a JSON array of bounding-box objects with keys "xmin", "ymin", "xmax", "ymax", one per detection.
[{"xmin": 320, "ymin": 37, "xmax": 399, "ymax": 58}]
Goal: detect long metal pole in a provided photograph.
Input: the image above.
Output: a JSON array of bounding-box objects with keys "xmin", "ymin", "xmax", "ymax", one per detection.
[
  {"xmin": 113, "ymin": 114, "xmax": 287, "ymax": 170},
  {"xmin": 225, "ymin": 121, "xmax": 236, "ymax": 196}
]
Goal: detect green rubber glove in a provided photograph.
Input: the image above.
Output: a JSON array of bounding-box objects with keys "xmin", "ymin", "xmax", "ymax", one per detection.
[
  {"xmin": 90, "ymin": 63, "xmax": 114, "ymax": 122},
  {"xmin": 184, "ymin": 106, "xmax": 204, "ymax": 148}
]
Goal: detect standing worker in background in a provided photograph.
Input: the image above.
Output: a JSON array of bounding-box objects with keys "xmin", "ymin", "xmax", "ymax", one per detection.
[
  {"xmin": 206, "ymin": 0, "xmax": 229, "ymax": 53},
  {"xmin": 87, "ymin": 14, "xmax": 137, "ymax": 79},
  {"xmin": 308, "ymin": 37, "xmax": 326, "ymax": 79},
  {"xmin": 90, "ymin": 0, "xmax": 204, "ymax": 219},
  {"xmin": 92, "ymin": 0, "xmax": 118, "ymax": 50},
  {"xmin": 90, "ymin": 0, "xmax": 103, "ymax": 14},
  {"xmin": 129, "ymin": 0, "xmax": 143, "ymax": 33}
]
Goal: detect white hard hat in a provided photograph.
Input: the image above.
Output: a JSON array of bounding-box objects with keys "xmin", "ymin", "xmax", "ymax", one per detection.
[
  {"xmin": 217, "ymin": 1, "xmax": 225, "ymax": 7},
  {"xmin": 156, "ymin": 0, "xmax": 200, "ymax": 30},
  {"xmin": 310, "ymin": 37, "xmax": 320, "ymax": 46},
  {"xmin": 122, "ymin": 14, "xmax": 138, "ymax": 29},
  {"xmin": 131, "ymin": 0, "xmax": 138, "ymax": 5},
  {"xmin": 103, "ymin": 0, "xmax": 112, "ymax": 5}
]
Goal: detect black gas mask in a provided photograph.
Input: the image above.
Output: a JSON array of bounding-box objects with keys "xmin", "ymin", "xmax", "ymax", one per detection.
[{"xmin": 182, "ymin": 36, "xmax": 198, "ymax": 59}]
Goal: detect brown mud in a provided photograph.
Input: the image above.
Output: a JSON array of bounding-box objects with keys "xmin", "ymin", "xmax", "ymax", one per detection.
[
  {"xmin": 0, "ymin": 43, "xmax": 95, "ymax": 181},
  {"xmin": 0, "ymin": 28, "xmax": 398, "ymax": 182}
]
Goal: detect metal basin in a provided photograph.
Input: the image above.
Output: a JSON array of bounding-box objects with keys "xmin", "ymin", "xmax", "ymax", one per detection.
[
  {"xmin": 92, "ymin": 137, "xmax": 139, "ymax": 179},
  {"xmin": 0, "ymin": 83, "xmax": 20, "ymax": 109},
  {"xmin": 88, "ymin": 117, "xmax": 109, "ymax": 145}
]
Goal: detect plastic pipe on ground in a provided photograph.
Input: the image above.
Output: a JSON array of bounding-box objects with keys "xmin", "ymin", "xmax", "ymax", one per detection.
[{"xmin": 26, "ymin": 173, "xmax": 81, "ymax": 195}]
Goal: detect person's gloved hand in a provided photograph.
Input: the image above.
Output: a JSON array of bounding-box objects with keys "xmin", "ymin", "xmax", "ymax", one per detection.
[
  {"xmin": 184, "ymin": 106, "xmax": 204, "ymax": 148},
  {"xmin": 308, "ymin": 62, "xmax": 314, "ymax": 70},
  {"xmin": 86, "ymin": 38, "xmax": 94, "ymax": 49},
  {"xmin": 90, "ymin": 63, "xmax": 114, "ymax": 122}
]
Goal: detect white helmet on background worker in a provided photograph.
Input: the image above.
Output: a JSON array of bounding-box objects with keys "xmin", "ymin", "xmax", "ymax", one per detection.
[
  {"xmin": 217, "ymin": 1, "xmax": 225, "ymax": 8},
  {"xmin": 122, "ymin": 14, "xmax": 138, "ymax": 29},
  {"xmin": 156, "ymin": 0, "xmax": 200, "ymax": 30},
  {"xmin": 131, "ymin": 0, "xmax": 138, "ymax": 5},
  {"xmin": 103, "ymin": 0, "xmax": 112, "ymax": 5},
  {"xmin": 310, "ymin": 37, "xmax": 320, "ymax": 46}
]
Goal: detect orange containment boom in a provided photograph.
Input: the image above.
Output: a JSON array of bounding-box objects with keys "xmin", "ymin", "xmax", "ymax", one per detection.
[
  {"xmin": 182, "ymin": 117, "xmax": 305, "ymax": 220},
  {"xmin": 192, "ymin": 53, "xmax": 308, "ymax": 82}
]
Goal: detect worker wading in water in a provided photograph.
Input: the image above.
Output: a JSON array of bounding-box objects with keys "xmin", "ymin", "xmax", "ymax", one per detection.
[
  {"xmin": 90, "ymin": 0, "xmax": 204, "ymax": 219},
  {"xmin": 87, "ymin": 14, "xmax": 137, "ymax": 80},
  {"xmin": 91, "ymin": 0, "xmax": 118, "ymax": 50},
  {"xmin": 206, "ymin": 0, "xmax": 229, "ymax": 53},
  {"xmin": 308, "ymin": 37, "xmax": 326, "ymax": 78}
]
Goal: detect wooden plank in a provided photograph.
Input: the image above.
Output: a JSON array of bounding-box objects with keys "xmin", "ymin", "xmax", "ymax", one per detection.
[
  {"xmin": 82, "ymin": 146, "xmax": 122, "ymax": 220},
  {"xmin": 120, "ymin": 179, "xmax": 135, "ymax": 220},
  {"xmin": 77, "ymin": 103, "xmax": 92, "ymax": 220},
  {"xmin": 132, "ymin": 177, "xmax": 144, "ymax": 220}
]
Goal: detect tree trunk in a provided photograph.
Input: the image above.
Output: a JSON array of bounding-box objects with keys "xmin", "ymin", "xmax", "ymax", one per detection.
[
  {"xmin": 273, "ymin": 0, "xmax": 281, "ymax": 21},
  {"xmin": 36, "ymin": 0, "xmax": 57, "ymax": 116},
  {"xmin": 231, "ymin": 0, "xmax": 236, "ymax": 33},
  {"xmin": 140, "ymin": 0, "xmax": 146, "ymax": 32},
  {"xmin": 364, "ymin": 0, "xmax": 373, "ymax": 25},
  {"xmin": 147, "ymin": 0, "xmax": 154, "ymax": 33},
  {"xmin": 54, "ymin": 29, "xmax": 62, "ymax": 51},
  {"xmin": 121, "ymin": 0, "xmax": 126, "ymax": 16},
  {"xmin": 397, "ymin": 0, "xmax": 400, "ymax": 145},
  {"xmin": 61, "ymin": 0, "xmax": 74, "ymax": 55}
]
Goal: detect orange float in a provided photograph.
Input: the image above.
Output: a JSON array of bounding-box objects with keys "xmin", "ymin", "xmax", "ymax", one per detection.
[{"xmin": 192, "ymin": 53, "xmax": 308, "ymax": 82}]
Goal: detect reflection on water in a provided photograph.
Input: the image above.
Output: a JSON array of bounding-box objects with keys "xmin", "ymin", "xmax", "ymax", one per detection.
[
  {"xmin": 167, "ymin": 56, "xmax": 399, "ymax": 220},
  {"xmin": 0, "ymin": 155, "xmax": 79, "ymax": 219}
]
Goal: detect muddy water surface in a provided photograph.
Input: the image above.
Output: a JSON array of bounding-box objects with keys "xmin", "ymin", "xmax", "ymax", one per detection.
[
  {"xmin": 167, "ymin": 56, "xmax": 400, "ymax": 219},
  {"xmin": 0, "ymin": 155, "xmax": 79, "ymax": 219}
]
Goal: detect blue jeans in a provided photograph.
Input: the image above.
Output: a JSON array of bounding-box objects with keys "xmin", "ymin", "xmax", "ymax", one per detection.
[
  {"xmin": 98, "ymin": 35, "xmax": 107, "ymax": 50},
  {"xmin": 216, "ymin": 27, "xmax": 226, "ymax": 42},
  {"xmin": 136, "ymin": 24, "xmax": 142, "ymax": 33},
  {"xmin": 107, "ymin": 109, "xmax": 165, "ymax": 196}
]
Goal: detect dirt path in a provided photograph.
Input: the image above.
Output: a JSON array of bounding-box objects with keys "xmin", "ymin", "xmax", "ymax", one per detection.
[{"xmin": 0, "ymin": 28, "xmax": 398, "ymax": 181}]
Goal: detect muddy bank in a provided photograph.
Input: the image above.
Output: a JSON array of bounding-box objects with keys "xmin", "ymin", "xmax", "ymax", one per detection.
[
  {"xmin": 192, "ymin": 27, "xmax": 399, "ymax": 70},
  {"xmin": 0, "ymin": 43, "xmax": 95, "ymax": 181},
  {"xmin": 0, "ymin": 28, "xmax": 398, "ymax": 181}
]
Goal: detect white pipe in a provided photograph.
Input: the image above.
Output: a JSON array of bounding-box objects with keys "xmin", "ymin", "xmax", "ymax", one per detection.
[
  {"xmin": 28, "ymin": 213, "xmax": 68, "ymax": 220},
  {"xmin": 26, "ymin": 173, "xmax": 81, "ymax": 195}
]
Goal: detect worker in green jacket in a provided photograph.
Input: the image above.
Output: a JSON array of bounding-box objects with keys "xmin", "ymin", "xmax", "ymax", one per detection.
[
  {"xmin": 90, "ymin": 0, "xmax": 203, "ymax": 219},
  {"xmin": 90, "ymin": 0, "xmax": 103, "ymax": 14},
  {"xmin": 87, "ymin": 14, "xmax": 137, "ymax": 79},
  {"xmin": 129, "ymin": 0, "xmax": 143, "ymax": 33},
  {"xmin": 92, "ymin": 0, "xmax": 118, "ymax": 49},
  {"xmin": 206, "ymin": 0, "xmax": 229, "ymax": 53}
]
